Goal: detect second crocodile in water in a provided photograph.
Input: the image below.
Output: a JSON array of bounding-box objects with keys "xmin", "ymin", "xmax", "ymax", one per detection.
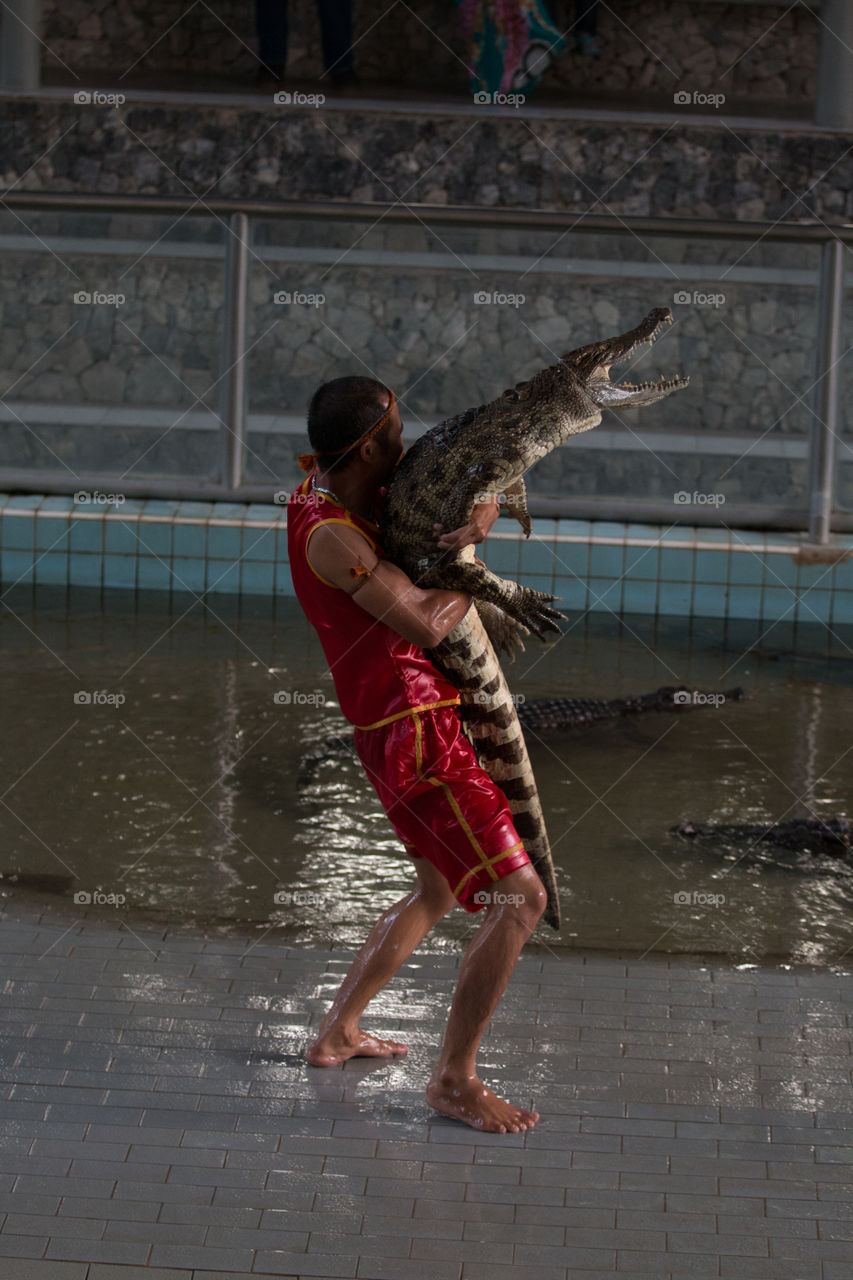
[{"xmin": 381, "ymin": 307, "xmax": 689, "ymax": 929}]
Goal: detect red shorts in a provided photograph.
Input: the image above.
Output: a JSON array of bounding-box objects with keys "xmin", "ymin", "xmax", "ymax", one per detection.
[{"xmin": 353, "ymin": 702, "xmax": 531, "ymax": 913}]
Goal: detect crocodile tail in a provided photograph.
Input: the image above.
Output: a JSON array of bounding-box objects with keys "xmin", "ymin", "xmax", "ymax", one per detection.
[{"xmin": 429, "ymin": 606, "xmax": 561, "ymax": 930}]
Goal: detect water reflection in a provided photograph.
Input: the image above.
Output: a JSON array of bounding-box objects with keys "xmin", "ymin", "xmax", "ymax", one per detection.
[{"xmin": 0, "ymin": 591, "xmax": 850, "ymax": 963}]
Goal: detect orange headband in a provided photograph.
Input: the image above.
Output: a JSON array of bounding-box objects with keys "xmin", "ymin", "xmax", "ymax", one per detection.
[{"xmin": 299, "ymin": 388, "xmax": 396, "ymax": 474}]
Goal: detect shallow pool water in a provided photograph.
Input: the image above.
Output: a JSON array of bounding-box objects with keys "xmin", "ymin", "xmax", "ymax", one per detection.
[{"xmin": 2, "ymin": 585, "xmax": 852, "ymax": 964}]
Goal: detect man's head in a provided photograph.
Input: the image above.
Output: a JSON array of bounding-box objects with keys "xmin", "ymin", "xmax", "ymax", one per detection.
[{"xmin": 306, "ymin": 376, "xmax": 403, "ymax": 480}]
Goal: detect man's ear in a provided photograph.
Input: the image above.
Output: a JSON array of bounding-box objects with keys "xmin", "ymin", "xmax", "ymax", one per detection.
[{"xmin": 359, "ymin": 436, "xmax": 379, "ymax": 466}]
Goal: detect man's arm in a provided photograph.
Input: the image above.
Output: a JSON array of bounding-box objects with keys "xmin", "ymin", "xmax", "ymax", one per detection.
[{"xmin": 306, "ymin": 522, "xmax": 471, "ymax": 649}]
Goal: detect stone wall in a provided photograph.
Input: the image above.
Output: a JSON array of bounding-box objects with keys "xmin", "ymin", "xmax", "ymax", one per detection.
[
  {"xmin": 38, "ymin": 1, "xmax": 818, "ymax": 107},
  {"xmin": 3, "ymin": 101, "xmax": 851, "ymax": 221}
]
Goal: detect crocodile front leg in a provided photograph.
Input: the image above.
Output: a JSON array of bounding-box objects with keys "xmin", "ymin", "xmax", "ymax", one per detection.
[
  {"xmin": 436, "ymin": 557, "xmax": 565, "ymax": 639},
  {"xmin": 499, "ymin": 476, "xmax": 531, "ymax": 537}
]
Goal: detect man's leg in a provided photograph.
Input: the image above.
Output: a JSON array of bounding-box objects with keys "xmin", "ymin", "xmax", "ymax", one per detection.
[
  {"xmin": 255, "ymin": 0, "xmax": 288, "ymax": 72},
  {"xmin": 426, "ymin": 863, "xmax": 546, "ymax": 1133},
  {"xmin": 316, "ymin": 0, "xmax": 354, "ymax": 77},
  {"xmin": 575, "ymin": 0, "xmax": 598, "ymax": 36},
  {"xmin": 306, "ymin": 859, "xmax": 455, "ymax": 1066}
]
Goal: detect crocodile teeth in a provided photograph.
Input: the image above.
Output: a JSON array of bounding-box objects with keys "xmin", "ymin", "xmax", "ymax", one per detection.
[{"xmin": 616, "ymin": 372, "xmax": 687, "ymax": 392}]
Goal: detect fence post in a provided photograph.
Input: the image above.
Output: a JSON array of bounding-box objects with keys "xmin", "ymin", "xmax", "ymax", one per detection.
[
  {"xmin": 809, "ymin": 238, "xmax": 844, "ymax": 544},
  {"xmin": 221, "ymin": 211, "xmax": 249, "ymax": 494}
]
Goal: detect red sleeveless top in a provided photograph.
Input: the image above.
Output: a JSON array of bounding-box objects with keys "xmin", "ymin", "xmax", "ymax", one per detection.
[{"xmin": 286, "ymin": 474, "xmax": 461, "ymax": 729}]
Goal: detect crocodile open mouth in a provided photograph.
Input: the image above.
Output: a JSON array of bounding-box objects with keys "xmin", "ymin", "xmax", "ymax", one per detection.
[{"xmin": 587, "ymin": 307, "xmax": 689, "ymax": 406}]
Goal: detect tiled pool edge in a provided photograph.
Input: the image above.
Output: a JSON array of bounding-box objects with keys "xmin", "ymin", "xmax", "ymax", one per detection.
[{"xmin": 2, "ymin": 493, "xmax": 853, "ymax": 625}]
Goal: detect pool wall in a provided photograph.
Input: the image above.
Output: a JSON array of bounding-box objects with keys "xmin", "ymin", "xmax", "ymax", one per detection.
[{"xmin": 3, "ymin": 493, "xmax": 853, "ymax": 625}]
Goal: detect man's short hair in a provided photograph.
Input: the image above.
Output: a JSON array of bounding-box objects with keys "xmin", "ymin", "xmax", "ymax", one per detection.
[{"xmin": 307, "ymin": 376, "xmax": 391, "ymax": 473}]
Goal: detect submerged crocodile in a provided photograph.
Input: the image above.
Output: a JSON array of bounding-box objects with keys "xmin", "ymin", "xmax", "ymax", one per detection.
[
  {"xmin": 297, "ymin": 684, "xmax": 746, "ymax": 787},
  {"xmin": 515, "ymin": 683, "xmax": 746, "ymax": 732},
  {"xmin": 672, "ymin": 818, "xmax": 853, "ymax": 874},
  {"xmin": 379, "ymin": 307, "xmax": 689, "ymax": 929}
]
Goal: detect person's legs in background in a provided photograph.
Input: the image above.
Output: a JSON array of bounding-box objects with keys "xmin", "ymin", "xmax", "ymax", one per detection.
[
  {"xmin": 317, "ymin": 0, "xmax": 356, "ymax": 83},
  {"xmin": 255, "ymin": 0, "xmax": 356, "ymax": 87},
  {"xmin": 575, "ymin": 0, "xmax": 600, "ymax": 55},
  {"xmin": 255, "ymin": 0, "xmax": 288, "ymax": 81}
]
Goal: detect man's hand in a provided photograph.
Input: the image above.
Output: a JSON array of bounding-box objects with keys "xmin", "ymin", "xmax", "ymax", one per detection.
[{"xmin": 434, "ymin": 495, "xmax": 500, "ymax": 550}]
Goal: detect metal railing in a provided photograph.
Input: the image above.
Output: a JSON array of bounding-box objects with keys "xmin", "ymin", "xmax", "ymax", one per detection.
[{"xmin": 1, "ymin": 192, "xmax": 851, "ymax": 540}]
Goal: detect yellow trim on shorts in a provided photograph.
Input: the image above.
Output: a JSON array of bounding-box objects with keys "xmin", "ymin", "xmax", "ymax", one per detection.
[
  {"xmin": 423, "ymin": 774, "xmax": 517, "ymax": 896},
  {"xmin": 353, "ymin": 697, "xmax": 461, "ymax": 732},
  {"xmin": 413, "ymin": 710, "xmax": 424, "ymax": 777},
  {"xmin": 451, "ymin": 840, "xmax": 526, "ymax": 899},
  {"xmin": 304, "ymin": 515, "xmax": 379, "ymax": 590},
  {"xmin": 392, "ymin": 705, "xmax": 525, "ymax": 900}
]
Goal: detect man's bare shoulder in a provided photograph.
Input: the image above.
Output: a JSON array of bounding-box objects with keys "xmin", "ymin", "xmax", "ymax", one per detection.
[{"xmin": 307, "ymin": 519, "xmax": 380, "ymax": 593}]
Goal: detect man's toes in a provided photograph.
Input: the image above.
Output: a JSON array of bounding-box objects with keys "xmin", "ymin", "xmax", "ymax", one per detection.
[
  {"xmin": 376, "ymin": 1037, "xmax": 407, "ymax": 1056},
  {"xmin": 357, "ymin": 1034, "xmax": 407, "ymax": 1059}
]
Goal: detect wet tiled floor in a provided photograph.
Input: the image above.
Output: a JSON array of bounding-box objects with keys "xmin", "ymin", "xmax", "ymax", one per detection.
[{"xmin": 0, "ymin": 897, "xmax": 851, "ymax": 1279}]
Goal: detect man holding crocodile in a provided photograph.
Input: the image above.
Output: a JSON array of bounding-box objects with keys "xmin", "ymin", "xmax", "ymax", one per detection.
[
  {"xmin": 288, "ymin": 374, "xmax": 546, "ymax": 1135},
  {"xmin": 288, "ymin": 309, "xmax": 688, "ymax": 1134}
]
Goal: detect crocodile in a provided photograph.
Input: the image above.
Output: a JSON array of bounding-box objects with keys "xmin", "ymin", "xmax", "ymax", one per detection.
[
  {"xmin": 296, "ymin": 684, "xmax": 746, "ymax": 787},
  {"xmin": 379, "ymin": 307, "xmax": 689, "ymax": 929},
  {"xmin": 513, "ymin": 683, "xmax": 746, "ymax": 732},
  {"xmin": 672, "ymin": 818, "xmax": 853, "ymax": 875}
]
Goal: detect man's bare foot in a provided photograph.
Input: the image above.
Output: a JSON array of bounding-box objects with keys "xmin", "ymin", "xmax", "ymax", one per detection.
[
  {"xmin": 305, "ymin": 1026, "xmax": 408, "ymax": 1067},
  {"xmin": 426, "ymin": 1071, "xmax": 539, "ymax": 1133}
]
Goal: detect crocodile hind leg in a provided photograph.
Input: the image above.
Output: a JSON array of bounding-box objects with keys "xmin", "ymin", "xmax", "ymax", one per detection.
[{"xmin": 475, "ymin": 599, "xmax": 528, "ymax": 660}]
